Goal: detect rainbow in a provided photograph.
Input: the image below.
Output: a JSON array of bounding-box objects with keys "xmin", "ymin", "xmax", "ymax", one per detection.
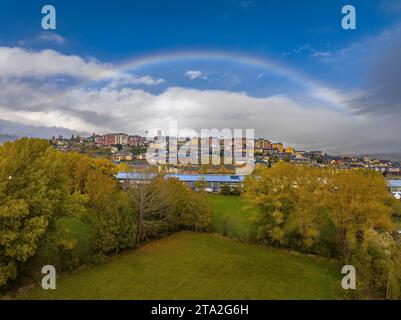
[
  {"xmin": 106, "ymin": 49, "xmax": 346, "ymax": 108},
  {"xmin": 41, "ymin": 49, "xmax": 345, "ymax": 111}
]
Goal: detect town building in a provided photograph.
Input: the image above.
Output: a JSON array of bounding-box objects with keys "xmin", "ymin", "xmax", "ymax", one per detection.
[
  {"xmin": 271, "ymin": 142, "xmax": 284, "ymax": 153},
  {"xmin": 103, "ymin": 133, "xmax": 129, "ymax": 146}
]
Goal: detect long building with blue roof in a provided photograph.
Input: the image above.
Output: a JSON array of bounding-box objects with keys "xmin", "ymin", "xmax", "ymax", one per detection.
[
  {"xmin": 387, "ymin": 179, "xmax": 401, "ymax": 192},
  {"xmin": 116, "ymin": 172, "xmax": 245, "ymax": 191},
  {"xmin": 165, "ymin": 174, "xmax": 245, "ymax": 191}
]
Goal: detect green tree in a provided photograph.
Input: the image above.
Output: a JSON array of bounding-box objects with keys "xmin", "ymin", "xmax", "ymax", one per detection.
[
  {"xmin": 0, "ymin": 139, "xmax": 83, "ymax": 287},
  {"xmin": 220, "ymin": 184, "xmax": 231, "ymax": 195}
]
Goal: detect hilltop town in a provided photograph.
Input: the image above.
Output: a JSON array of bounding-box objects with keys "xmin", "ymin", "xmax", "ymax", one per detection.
[{"xmin": 50, "ymin": 132, "xmax": 401, "ymax": 178}]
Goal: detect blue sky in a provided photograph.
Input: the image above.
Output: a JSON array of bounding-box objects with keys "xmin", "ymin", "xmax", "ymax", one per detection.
[
  {"xmin": 1, "ymin": 0, "xmax": 398, "ymax": 85},
  {"xmin": 0, "ymin": 0, "xmax": 401, "ymax": 153}
]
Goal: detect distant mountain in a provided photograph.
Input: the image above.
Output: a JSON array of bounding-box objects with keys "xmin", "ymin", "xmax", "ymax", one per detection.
[
  {"xmin": 345, "ymin": 153, "xmax": 401, "ymax": 162},
  {"xmin": 0, "ymin": 134, "xmax": 18, "ymax": 144},
  {"xmin": 0, "ymin": 119, "xmax": 88, "ymax": 144}
]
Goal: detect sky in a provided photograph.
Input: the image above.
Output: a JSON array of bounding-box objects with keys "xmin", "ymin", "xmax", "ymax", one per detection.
[{"xmin": 0, "ymin": 0, "xmax": 401, "ymax": 153}]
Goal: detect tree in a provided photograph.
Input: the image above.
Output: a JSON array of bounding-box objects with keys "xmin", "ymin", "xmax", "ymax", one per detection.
[
  {"xmin": 243, "ymin": 163, "xmax": 298, "ymax": 246},
  {"xmin": 89, "ymin": 191, "xmax": 135, "ymax": 255},
  {"xmin": 0, "ymin": 199, "xmax": 46, "ymax": 286},
  {"xmin": 244, "ymin": 163, "xmax": 394, "ymax": 254},
  {"xmin": 128, "ymin": 177, "xmax": 170, "ymax": 247},
  {"xmin": 220, "ymin": 184, "xmax": 231, "ymax": 195},
  {"xmin": 0, "ymin": 139, "xmax": 83, "ymax": 287},
  {"xmin": 325, "ymin": 170, "xmax": 393, "ymax": 258},
  {"xmin": 244, "ymin": 162, "xmax": 401, "ymax": 299},
  {"xmin": 194, "ymin": 177, "xmax": 207, "ymax": 192}
]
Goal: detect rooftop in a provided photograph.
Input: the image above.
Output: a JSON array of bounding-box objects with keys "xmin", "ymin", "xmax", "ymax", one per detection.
[
  {"xmin": 387, "ymin": 180, "xmax": 401, "ymax": 188},
  {"xmin": 116, "ymin": 172, "xmax": 246, "ymax": 183}
]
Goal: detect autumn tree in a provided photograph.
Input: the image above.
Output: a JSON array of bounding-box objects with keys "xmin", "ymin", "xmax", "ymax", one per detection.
[
  {"xmin": 244, "ymin": 162, "xmax": 401, "ymax": 298},
  {"xmin": 325, "ymin": 169, "xmax": 393, "ymax": 258},
  {"xmin": 0, "ymin": 139, "xmax": 83, "ymax": 287},
  {"xmin": 244, "ymin": 163, "xmax": 395, "ymax": 254}
]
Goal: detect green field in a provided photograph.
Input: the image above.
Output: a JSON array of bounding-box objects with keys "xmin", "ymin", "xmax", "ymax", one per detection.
[
  {"xmin": 20, "ymin": 232, "xmax": 340, "ymax": 300},
  {"xmin": 17, "ymin": 194, "xmax": 342, "ymax": 300},
  {"xmin": 209, "ymin": 194, "xmax": 258, "ymax": 241}
]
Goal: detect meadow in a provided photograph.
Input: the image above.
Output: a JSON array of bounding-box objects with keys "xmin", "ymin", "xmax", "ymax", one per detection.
[
  {"xmin": 20, "ymin": 232, "xmax": 340, "ymax": 300},
  {"xmin": 209, "ymin": 194, "xmax": 258, "ymax": 241}
]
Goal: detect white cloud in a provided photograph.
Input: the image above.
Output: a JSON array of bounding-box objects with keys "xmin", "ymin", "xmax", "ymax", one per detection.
[
  {"xmin": 36, "ymin": 32, "xmax": 67, "ymax": 45},
  {"xmin": 311, "ymin": 51, "xmax": 330, "ymax": 57},
  {"xmin": 282, "ymin": 44, "xmax": 331, "ymax": 59},
  {"xmin": 16, "ymin": 32, "xmax": 67, "ymax": 46},
  {"xmin": 107, "ymin": 74, "xmax": 165, "ymax": 88},
  {"xmin": 132, "ymin": 75, "xmax": 165, "ymax": 85},
  {"xmin": 0, "ymin": 47, "xmax": 115, "ymax": 80},
  {"xmin": 1, "ymin": 46, "xmax": 401, "ymax": 153},
  {"xmin": 185, "ymin": 70, "xmax": 207, "ymax": 80},
  {"xmin": 1, "ymin": 81, "xmax": 398, "ymax": 153}
]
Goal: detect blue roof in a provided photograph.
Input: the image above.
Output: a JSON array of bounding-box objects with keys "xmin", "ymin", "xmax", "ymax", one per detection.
[
  {"xmin": 116, "ymin": 172, "xmax": 157, "ymax": 180},
  {"xmin": 388, "ymin": 180, "xmax": 401, "ymax": 187},
  {"xmin": 116, "ymin": 172, "xmax": 245, "ymax": 183},
  {"xmin": 165, "ymin": 174, "xmax": 245, "ymax": 183}
]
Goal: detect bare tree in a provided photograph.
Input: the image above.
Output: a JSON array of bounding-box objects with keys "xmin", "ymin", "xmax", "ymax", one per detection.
[{"xmin": 127, "ymin": 172, "xmax": 171, "ymax": 247}]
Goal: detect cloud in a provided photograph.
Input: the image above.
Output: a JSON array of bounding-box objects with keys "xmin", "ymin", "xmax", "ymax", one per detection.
[
  {"xmin": 0, "ymin": 46, "xmax": 164, "ymax": 91},
  {"xmin": 339, "ymin": 24, "xmax": 401, "ymax": 117},
  {"xmin": 0, "ymin": 119, "xmax": 85, "ymax": 141},
  {"xmin": 16, "ymin": 32, "xmax": 67, "ymax": 47},
  {"xmin": 0, "ymin": 47, "xmax": 115, "ymax": 80},
  {"xmin": 1, "ymin": 79, "xmax": 400, "ymax": 153},
  {"xmin": 185, "ymin": 70, "xmax": 208, "ymax": 80},
  {"xmin": 1, "ymin": 46, "xmax": 401, "ymax": 153},
  {"xmin": 108, "ymin": 74, "xmax": 165, "ymax": 88},
  {"xmin": 131, "ymin": 75, "xmax": 165, "ymax": 85},
  {"xmin": 310, "ymin": 51, "xmax": 330, "ymax": 57},
  {"xmin": 282, "ymin": 44, "xmax": 331, "ymax": 58},
  {"xmin": 36, "ymin": 32, "xmax": 67, "ymax": 45}
]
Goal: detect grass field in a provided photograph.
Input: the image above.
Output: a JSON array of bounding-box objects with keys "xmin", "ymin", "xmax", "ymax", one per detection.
[
  {"xmin": 20, "ymin": 232, "xmax": 340, "ymax": 300},
  {"xmin": 209, "ymin": 194, "xmax": 258, "ymax": 241}
]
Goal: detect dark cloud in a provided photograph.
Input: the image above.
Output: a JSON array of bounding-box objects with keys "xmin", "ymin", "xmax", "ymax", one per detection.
[
  {"xmin": 349, "ymin": 25, "xmax": 401, "ymax": 117},
  {"xmin": 0, "ymin": 119, "xmax": 87, "ymax": 140}
]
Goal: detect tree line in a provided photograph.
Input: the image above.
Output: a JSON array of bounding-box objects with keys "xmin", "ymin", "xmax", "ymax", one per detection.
[
  {"xmin": 0, "ymin": 138, "xmax": 211, "ymax": 289},
  {"xmin": 243, "ymin": 162, "xmax": 401, "ymax": 299}
]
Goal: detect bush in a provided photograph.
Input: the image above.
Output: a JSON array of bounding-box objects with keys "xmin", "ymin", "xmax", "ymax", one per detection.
[
  {"xmin": 220, "ymin": 184, "xmax": 231, "ymax": 195},
  {"xmin": 231, "ymin": 186, "xmax": 241, "ymax": 196}
]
